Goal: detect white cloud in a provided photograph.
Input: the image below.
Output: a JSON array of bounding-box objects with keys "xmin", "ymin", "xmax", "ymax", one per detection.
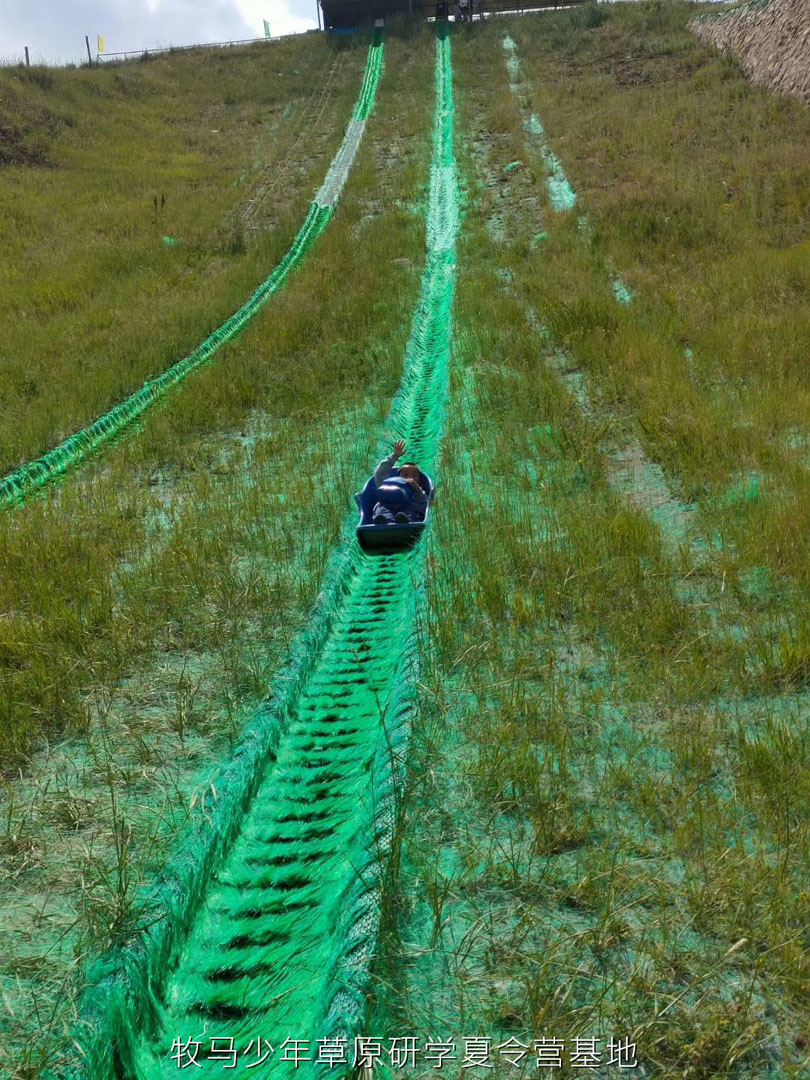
[
  {"xmin": 231, "ymin": 0, "xmax": 317, "ymax": 39},
  {"xmin": 0, "ymin": 0, "xmax": 318, "ymax": 66}
]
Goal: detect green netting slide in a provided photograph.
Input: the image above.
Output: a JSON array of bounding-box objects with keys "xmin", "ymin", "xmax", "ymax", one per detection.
[{"xmin": 60, "ymin": 24, "xmax": 459, "ymax": 1080}]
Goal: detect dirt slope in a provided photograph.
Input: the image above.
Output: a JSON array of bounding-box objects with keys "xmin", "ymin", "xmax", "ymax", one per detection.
[{"xmin": 691, "ymin": 0, "xmax": 810, "ymax": 104}]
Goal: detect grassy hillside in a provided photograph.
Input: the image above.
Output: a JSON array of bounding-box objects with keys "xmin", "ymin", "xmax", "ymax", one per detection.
[
  {"xmin": 0, "ymin": 25, "xmax": 436, "ymax": 1076},
  {"xmin": 368, "ymin": 5, "xmax": 810, "ymax": 1078},
  {"xmin": 3, "ymin": 3, "xmax": 810, "ymax": 1077},
  {"xmin": 0, "ymin": 36, "xmax": 363, "ymax": 471}
]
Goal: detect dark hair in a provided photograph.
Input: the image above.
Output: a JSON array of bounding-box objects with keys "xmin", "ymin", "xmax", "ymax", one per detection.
[{"xmin": 401, "ymin": 461, "xmax": 420, "ymax": 468}]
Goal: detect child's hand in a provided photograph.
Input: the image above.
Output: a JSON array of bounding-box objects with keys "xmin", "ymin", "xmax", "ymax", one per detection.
[{"xmin": 392, "ymin": 439, "xmax": 406, "ymax": 460}]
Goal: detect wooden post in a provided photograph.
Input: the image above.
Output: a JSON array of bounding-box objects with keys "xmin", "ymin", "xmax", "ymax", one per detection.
[
  {"xmin": 24, "ymin": 46, "xmax": 30, "ymax": 66},
  {"xmin": 85, "ymin": 35, "xmax": 92, "ymax": 64}
]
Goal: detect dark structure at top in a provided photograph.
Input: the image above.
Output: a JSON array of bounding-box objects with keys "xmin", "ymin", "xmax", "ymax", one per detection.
[{"xmin": 319, "ymin": 0, "xmax": 586, "ymax": 30}]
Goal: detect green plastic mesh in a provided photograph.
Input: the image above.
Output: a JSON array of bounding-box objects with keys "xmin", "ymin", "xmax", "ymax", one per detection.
[
  {"xmin": 690, "ymin": 0, "xmax": 775, "ymax": 26},
  {"xmin": 0, "ymin": 29, "xmax": 384, "ymax": 514},
  {"xmin": 61, "ymin": 25, "xmax": 458, "ymax": 1080}
]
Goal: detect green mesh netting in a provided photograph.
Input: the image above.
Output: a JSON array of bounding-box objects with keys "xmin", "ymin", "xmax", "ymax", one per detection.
[
  {"xmin": 61, "ymin": 26, "xmax": 458, "ymax": 1080},
  {"xmin": 690, "ymin": 0, "xmax": 775, "ymax": 26},
  {"xmin": 0, "ymin": 29, "xmax": 384, "ymax": 514}
]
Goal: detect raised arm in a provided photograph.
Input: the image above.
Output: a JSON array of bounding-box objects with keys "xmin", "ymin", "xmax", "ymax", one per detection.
[{"xmin": 373, "ymin": 439, "xmax": 406, "ymax": 487}]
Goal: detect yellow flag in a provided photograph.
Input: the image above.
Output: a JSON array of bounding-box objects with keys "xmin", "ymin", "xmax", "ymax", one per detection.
[{"xmin": 97, "ymin": 34, "xmax": 105, "ymax": 53}]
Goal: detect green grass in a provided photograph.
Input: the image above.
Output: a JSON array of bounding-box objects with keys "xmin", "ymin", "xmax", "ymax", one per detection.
[
  {"xmin": 501, "ymin": 1, "xmax": 810, "ymax": 691},
  {"xmin": 4, "ymin": 5, "xmax": 810, "ymax": 1078},
  {"xmin": 0, "ymin": 25, "xmax": 436, "ymax": 1076},
  {"xmin": 0, "ymin": 35, "xmax": 364, "ymax": 471},
  {"xmin": 367, "ymin": 8, "xmax": 810, "ymax": 1078}
]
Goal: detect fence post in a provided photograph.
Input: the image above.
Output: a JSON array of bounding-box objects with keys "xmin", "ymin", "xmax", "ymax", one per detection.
[
  {"xmin": 24, "ymin": 46, "xmax": 30, "ymax": 66},
  {"xmin": 85, "ymin": 35, "xmax": 92, "ymax": 64}
]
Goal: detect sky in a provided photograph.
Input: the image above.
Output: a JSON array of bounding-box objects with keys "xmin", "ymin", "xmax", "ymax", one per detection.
[{"xmin": 0, "ymin": 0, "xmax": 319, "ymax": 65}]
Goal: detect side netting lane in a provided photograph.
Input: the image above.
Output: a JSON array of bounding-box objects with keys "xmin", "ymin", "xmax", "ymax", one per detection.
[
  {"xmin": 0, "ymin": 29, "xmax": 384, "ymax": 515},
  {"xmin": 62, "ymin": 26, "xmax": 459, "ymax": 1080},
  {"xmin": 502, "ymin": 33, "xmax": 633, "ymax": 305}
]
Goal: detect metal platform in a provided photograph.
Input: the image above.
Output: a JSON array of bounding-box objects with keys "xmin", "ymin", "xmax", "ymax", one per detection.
[{"xmin": 321, "ymin": 0, "xmax": 587, "ymax": 30}]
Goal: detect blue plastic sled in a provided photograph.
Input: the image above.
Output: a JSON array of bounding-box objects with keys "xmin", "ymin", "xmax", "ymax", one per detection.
[{"xmin": 355, "ymin": 468, "xmax": 435, "ymax": 551}]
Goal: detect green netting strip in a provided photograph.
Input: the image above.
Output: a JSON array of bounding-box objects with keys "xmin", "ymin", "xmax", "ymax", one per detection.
[
  {"xmin": 59, "ymin": 25, "xmax": 458, "ymax": 1080},
  {"xmin": 690, "ymin": 0, "xmax": 775, "ymax": 26},
  {"xmin": 59, "ymin": 508, "xmax": 364, "ymax": 1079},
  {"xmin": 0, "ymin": 30, "xmax": 384, "ymax": 515},
  {"xmin": 353, "ymin": 27, "xmax": 384, "ymax": 122},
  {"xmin": 313, "ymin": 34, "xmax": 458, "ymax": 1063}
]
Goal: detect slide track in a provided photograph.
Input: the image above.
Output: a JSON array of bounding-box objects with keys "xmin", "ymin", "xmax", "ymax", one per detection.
[{"xmin": 69, "ymin": 26, "xmax": 459, "ymax": 1080}]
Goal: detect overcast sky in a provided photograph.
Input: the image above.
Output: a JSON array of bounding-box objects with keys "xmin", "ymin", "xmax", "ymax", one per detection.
[{"xmin": 1, "ymin": 0, "xmax": 319, "ymax": 65}]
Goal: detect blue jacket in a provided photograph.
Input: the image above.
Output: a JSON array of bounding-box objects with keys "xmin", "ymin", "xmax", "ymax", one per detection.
[{"xmin": 373, "ymin": 455, "xmax": 428, "ymax": 515}]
